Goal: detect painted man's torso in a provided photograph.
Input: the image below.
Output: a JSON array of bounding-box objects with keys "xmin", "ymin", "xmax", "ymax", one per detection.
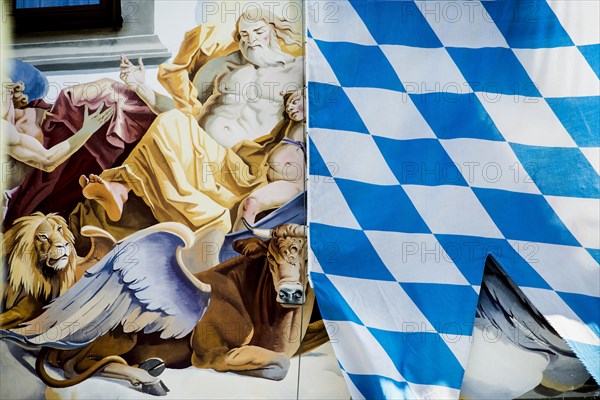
[{"xmin": 196, "ymin": 52, "xmax": 303, "ymax": 148}]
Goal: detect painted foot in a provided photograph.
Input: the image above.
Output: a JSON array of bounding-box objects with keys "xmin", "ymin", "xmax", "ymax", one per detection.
[
  {"xmin": 81, "ymin": 174, "xmax": 126, "ymax": 222},
  {"xmin": 79, "ymin": 174, "xmax": 89, "ymax": 188}
]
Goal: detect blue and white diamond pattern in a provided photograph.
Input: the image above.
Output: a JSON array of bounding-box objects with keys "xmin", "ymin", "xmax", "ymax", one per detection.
[{"xmin": 307, "ymin": 1, "xmax": 600, "ymax": 398}]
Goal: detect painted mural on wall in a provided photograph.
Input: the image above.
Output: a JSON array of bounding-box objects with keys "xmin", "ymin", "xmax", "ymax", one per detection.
[
  {"xmin": 0, "ymin": 1, "xmax": 348, "ymax": 398},
  {"xmin": 5, "ymin": 2, "xmax": 597, "ymax": 399}
]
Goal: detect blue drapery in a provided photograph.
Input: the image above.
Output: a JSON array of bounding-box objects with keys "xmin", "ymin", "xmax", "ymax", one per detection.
[{"xmin": 16, "ymin": 0, "xmax": 100, "ymax": 9}]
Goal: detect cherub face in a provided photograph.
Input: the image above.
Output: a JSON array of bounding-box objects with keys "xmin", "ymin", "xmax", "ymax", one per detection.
[{"xmin": 285, "ymin": 91, "xmax": 304, "ymax": 122}]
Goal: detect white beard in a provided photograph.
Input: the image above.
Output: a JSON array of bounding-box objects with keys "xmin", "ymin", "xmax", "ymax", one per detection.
[{"xmin": 241, "ymin": 43, "xmax": 293, "ymax": 68}]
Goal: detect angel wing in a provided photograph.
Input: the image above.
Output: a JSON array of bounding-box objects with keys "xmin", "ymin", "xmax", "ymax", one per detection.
[{"xmin": 3, "ymin": 223, "xmax": 211, "ymax": 350}]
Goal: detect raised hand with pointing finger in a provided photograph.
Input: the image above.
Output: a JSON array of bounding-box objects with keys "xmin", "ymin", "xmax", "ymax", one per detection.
[
  {"xmin": 120, "ymin": 55, "xmax": 146, "ymax": 92},
  {"xmin": 118, "ymin": 54, "xmax": 174, "ymax": 116},
  {"xmin": 3, "ymin": 104, "xmax": 116, "ymax": 175}
]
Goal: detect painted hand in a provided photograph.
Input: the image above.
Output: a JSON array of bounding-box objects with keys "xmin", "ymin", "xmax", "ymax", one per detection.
[
  {"xmin": 80, "ymin": 105, "xmax": 115, "ymax": 134},
  {"xmin": 119, "ymin": 55, "xmax": 146, "ymax": 92}
]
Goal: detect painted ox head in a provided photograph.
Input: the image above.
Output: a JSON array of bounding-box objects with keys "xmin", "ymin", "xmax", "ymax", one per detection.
[{"xmin": 236, "ymin": 220, "xmax": 308, "ymax": 307}]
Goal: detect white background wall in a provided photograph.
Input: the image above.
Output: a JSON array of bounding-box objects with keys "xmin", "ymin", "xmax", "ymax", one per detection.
[
  {"xmin": 43, "ymin": 0, "xmax": 199, "ymax": 100},
  {"xmin": 42, "ymin": 0, "xmax": 303, "ymax": 102}
]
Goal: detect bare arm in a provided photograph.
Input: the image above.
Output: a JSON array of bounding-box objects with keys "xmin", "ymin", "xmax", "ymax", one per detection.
[
  {"xmin": 2, "ymin": 105, "xmax": 114, "ymax": 173},
  {"xmin": 120, "ymin": 56, "xmax": 174, "ymax": 115},
  {"xmin": 120, "ymin": 53, "xmax": 243, "ymax": 114},
  {"xmin": 128, "ymin": 82, "xmax": 175, "ymax": 115},
  {"xmin": 233, "ymin": 180, "xmax": 304, "ymax": 231}
]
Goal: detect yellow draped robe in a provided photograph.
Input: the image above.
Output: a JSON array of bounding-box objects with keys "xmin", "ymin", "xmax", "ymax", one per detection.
[
  {"xmin": 71, "ymin": 24, "xmax": 301, "ymax": 241},
  {"xmin": 100, "ymin": 110, "xmax": 288, "ymax": 235}
]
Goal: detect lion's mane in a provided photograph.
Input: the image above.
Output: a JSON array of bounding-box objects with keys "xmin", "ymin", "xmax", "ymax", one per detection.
[{"xmin": 2, "ymin": 212, "xmax": 77, "ymax": 300}]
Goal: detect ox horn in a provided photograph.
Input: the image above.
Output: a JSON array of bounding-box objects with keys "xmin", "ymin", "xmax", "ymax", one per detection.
[
  {"xmin": 242, "ymin": 218, "xmax": 272, "ymax": 238},
  {"xmin": 290, "ymin": 225, "xmax": 307, "ymax": 238}
]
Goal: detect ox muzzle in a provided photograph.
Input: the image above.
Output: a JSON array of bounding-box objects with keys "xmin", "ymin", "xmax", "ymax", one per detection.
[{"xmin": 277, "ymin": 283, "xmax": 305, "ymax": 306}]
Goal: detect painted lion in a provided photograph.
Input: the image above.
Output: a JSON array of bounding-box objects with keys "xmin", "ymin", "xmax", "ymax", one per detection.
[{"xmin": 1, "ymin": 212, "xmax": 79, "ymax": 330}]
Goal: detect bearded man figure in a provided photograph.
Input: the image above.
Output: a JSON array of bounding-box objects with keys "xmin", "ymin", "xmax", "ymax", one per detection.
[
  {"xmin": 79, "ymin": 10, "xmax": 303, "ymax": 238},
  {"xmin": 120, "ymin": 9, "xmax": 302, "ymax": 147}
]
